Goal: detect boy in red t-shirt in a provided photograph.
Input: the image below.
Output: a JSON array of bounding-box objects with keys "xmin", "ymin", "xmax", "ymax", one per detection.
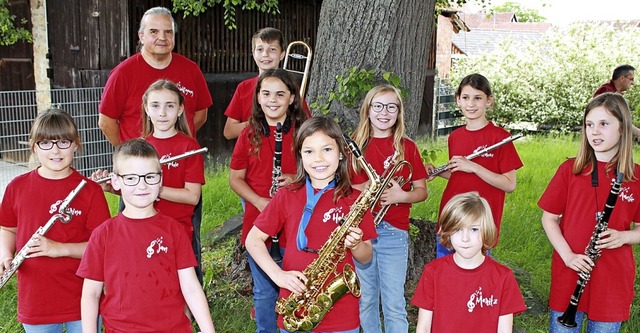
[{"xmin": 77, "ymin": 139, "xmax": 215, "ymax": 333}]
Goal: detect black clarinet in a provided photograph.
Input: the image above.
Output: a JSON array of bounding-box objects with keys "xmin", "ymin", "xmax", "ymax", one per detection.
[
  {"xmin": 269, "ymin": 122, "xmax": 283, "ymax": 263},
  {"xmin": 558, "ymin": 172, "xmax": 624, "ymax": 327}
]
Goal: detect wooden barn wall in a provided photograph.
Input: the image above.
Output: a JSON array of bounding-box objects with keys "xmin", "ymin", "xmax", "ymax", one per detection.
[
  {"xmin": 0, "ymin": 0, "xmax": 34, "ymax": 91},
  {"xmin": 46, "ymin": 0, "xmax": 128, "ymax": 88}
]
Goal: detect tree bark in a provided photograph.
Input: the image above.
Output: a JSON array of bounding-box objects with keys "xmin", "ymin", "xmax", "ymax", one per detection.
[{"xmin": 307, "ymin": 0, "xmax": 435, "ymax": 137}]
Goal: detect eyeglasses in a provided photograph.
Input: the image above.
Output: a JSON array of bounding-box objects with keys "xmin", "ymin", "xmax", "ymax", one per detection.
[
  {"xmin": 36, "ymin": 139, "xmax": 73, "ymax": 150},
  {"xmin": 370, "ymin": 102, "xmax": 399, "ymax": 114},
  {"xmin": 116, "ymin": 172, "xmax": 162, "ymax": 186}
]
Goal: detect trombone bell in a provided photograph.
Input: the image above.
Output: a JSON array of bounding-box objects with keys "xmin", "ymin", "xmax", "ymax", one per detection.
[{"xmin": 283, "ymin": 41, "xmax": 313, "ymax": 98}]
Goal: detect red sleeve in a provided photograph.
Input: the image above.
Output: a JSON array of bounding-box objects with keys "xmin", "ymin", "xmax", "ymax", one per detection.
[
  {"xmin": 411, "ymin": 263, "xmax": 435, "ymax": 310},
  {"xmin": 183, "ymin": 140, "xmax": 206, "ymax": 185},
  {"xmin": 404, "ymin": 139, "xmax": 428, "ymax": 181},
  {"xmin": 499, "ymin": 267, "xmax": 528, "ymax": 316},
  {"xmin": 84, "ymin": 180, "xmax": 112, "ymax": 231},
  {"xmin": 192, "ymin": 67, "xmax": 213, "ymax": 111},
  {"xmin": 76, "ymin": 222, "xmax": 108, "ymax": 281},
  {"xmin": 98, "ymin": 66, "xmax": 129, "ymax": 120},
  {"xmin": 538, "ymin": 160, "xmax": 571, "ymax": 215},
  {"xmin": 230, "ymin": 128, "xmax": 251, "ymax": 170}
]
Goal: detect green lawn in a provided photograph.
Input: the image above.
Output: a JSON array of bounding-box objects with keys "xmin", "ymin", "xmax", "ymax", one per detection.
[{"xmin": 1, "ymin": 134, "xmax": 640, "ymax": 332}]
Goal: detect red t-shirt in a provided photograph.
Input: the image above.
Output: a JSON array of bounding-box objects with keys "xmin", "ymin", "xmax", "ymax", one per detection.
[
  {"xmin": 411, "ymin": 255, "xmax": 527, "ymax": 331},
  {"xmin": 439, "ymin": 122, "xmax": 523, "ymax": 243},
  {"xmin": 146, "ymin": 133, "xmax": 205, "ymax": 240},
  {"xmin": 99, "ymin": 52, "xmax": 213, "ymax": 142},
  {"xmin": 254, "ymin": 186, "xmax": 378, "ymax": 331},
  {"xmin": 224, "ymin": 76, "xmax": 311, "ymax": 122},
  {"xmin": 351, "ymin": 136, "xmax": 428, "ymax": 230},
  {"xmin": 0, "ymin": 169, "xmax": 110, "ymax": 324},
  {"xmin": 593, "ymin": 80, "xmax": 617, "ymax": 97},
  {"xmin": 230, "ymin": 125, "xmax": 297, "ymax": 244},
  {"xmin": 538, "ymin": 159, "xmax": 640, "ymax": 321},
  {"xmin": 77, "ymin": 213, "xmax": 197, "ymax": 333}
]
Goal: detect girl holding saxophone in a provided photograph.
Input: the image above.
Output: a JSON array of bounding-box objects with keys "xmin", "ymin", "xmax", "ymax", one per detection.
[
  {"xmin": 349, "ymin": 84, "xmax": 428, "ymax": 332},
  {"xmin": 245, "ymin": 116, "xmax": 377, "ymax": 332},
  {"xmin": 538, "ymin": 93, "xmax": 640, "ymax": 332},
  {"xmin": 229, "ymin": 68, "xmax": 308, "ymax": 332},
  {"xmin": 0, "ymin": 109, "xmax": 110, "ymax": 333}
]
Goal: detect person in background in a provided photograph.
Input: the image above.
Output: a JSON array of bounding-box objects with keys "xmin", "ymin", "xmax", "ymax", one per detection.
[
  {"xmin": 593, "ymin": 64, "xmax": 640, "ymax": 140},
  {"xmin": 223, "ymin": 27, "xmax": 311, "ymax": 140}
]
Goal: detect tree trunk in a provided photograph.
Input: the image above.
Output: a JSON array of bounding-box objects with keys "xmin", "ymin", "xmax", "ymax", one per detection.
[{"xmin": 307, "ymin": 0, "xmax": 435, "ymax": 138}]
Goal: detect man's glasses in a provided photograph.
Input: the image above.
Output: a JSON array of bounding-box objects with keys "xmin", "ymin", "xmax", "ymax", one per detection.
[
  {"xmin": 36, "ymin": 139, "xmax": 73, "ymax": 150},
  {"xmin": 370, "ymin": 102, "xmax": 399, "ymax": 114},
  {"xmin": 116, "ymin": 172, "xmax": 162, "ymax": 186}
]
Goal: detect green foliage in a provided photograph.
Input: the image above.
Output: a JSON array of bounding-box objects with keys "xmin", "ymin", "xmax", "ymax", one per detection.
[
  {"xmin": 0, "ymin": 0, "xmax": 32, "ymax": 46},
  {"xmin": 452, "ymin": 23, "xmax": 640, "ymax": 133},
  {"xmin": 492, "ymin": 1, "xmax": 546, "ymax": 22},
  {"xmin": 310, "ymin": 66, "xmax": 407, "ymax": 118},
  {"xmin": 171, "ymin": 0, "xmax": 279, "ymax": 30}
]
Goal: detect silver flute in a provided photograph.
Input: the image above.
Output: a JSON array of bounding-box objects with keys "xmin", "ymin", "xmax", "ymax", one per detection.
[
  {"xmin": 428, "ymin": 133, "xmax": 523, "ymax": 177},
  {"xmin": 95, "ymin": 147, "xmax": 209, "ymax": 184},
  {"xmin": 0, "ymin": 179, "xmax": 87, "ymax": 290}
]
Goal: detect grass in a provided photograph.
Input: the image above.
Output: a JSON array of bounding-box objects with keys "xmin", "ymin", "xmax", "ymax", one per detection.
[{"xmin": 2, "ymin": 134, "xmax": 640, "ymax": 332}]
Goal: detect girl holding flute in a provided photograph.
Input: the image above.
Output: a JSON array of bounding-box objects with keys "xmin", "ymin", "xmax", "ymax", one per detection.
[{"xmin": 428, "ymin": 73, "xmax": 523, "ymax": 258}]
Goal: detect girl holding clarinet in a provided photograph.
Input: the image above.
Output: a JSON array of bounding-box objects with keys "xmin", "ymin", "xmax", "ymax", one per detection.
[
  {"xmin": 539, "ymin": 92, "xmax": 640, "ymax": 332},
  {"xmin": 229, "ymin": 68, "xmax": 308, "ymax": 332},
  {"xmin": 0, "ymin": 109, "xmax": 110, "ymax": 333},
  {"xmin": 429, "ymin": 73, "xmax": 523, "ymax": 258}
]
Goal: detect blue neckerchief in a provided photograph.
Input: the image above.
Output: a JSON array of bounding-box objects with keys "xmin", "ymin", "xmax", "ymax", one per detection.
[{"xmin": 296, "ymin": 177, "xmax": 336, "ymax": 251}]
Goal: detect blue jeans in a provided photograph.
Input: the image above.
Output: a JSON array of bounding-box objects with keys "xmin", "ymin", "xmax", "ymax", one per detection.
[
  {"xmin": 549, "ymin": 310, "xmax": 621, "ymax": 333},
  {"xmin": 247, "ymin": 249, "xmax": 283, "ymax": 333},
  {"xmin": 192, "ymin": 196, "xmax": 203, "ymax": 285},
  {"xmin": 280, "ymin": 328, "xmax": 360, "ymax": 333},
  {"xmin": 355, "ymin": 221, "xmax": 409, "ymax": 333},
  {"xmin": 23, "ymin": 317, "xmax": 102, "ymax": 333}
]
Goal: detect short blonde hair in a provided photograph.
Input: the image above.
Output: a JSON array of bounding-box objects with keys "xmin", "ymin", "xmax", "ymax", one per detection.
[{"xmin": 438, "ymin": 192, "xmax": 497, "ymax": 255}]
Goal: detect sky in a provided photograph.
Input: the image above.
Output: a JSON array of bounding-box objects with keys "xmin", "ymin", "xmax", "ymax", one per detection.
[{"xmin": 476, "ymin": 0, "xmax": 640, "ymax": 26}]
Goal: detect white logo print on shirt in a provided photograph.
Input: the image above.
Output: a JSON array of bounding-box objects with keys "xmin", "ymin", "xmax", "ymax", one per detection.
[
  {"xmin": 176, "ymin": 82, "xmax": 194, "ymax": 98},
  {"xmin": 466, "ymin": 287, "xmax": 498, "ymax": 312},
  {"xmin": 146, "ymin": 236, "xmax": 169, "ymax": 258},
  {"xmin": 49, "ymin": 200, "xmax": 82, "ymax": 217},
  {"xmin": 619, "ymin": 186, "xmax": 635, "ymax": 203},
  {"xmin": 160, "ymin": 153, "xmax": 179, "ymax": 169},
  {"xmin": 473, "ymin": 145, "xmax": 494, "ymax": 158},
  {"xmin": 322, "ymin": 207, "xmax": 345, "ymax": 224}
]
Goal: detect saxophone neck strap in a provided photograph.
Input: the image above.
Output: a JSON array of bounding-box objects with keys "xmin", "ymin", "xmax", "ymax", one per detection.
[{"xmin": 296, "ymin": 177, "xmax": 336, "ymax": 251}]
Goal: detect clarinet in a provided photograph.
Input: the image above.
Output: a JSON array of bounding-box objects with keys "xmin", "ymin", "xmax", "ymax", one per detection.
[
  {"xmin": 428, "ymin": 133, "xmax": 523, "ymax": 177},
  {"xmin": 269, "ymin": 122, "xmax": 283, "ymax": 263},
  {"xmin": 557, "ymin": 172, "xmax": 624, "ymax": 327},
  {"xmin": 0, "ymin": 179, "xmax": 87, "ymax": 290}
]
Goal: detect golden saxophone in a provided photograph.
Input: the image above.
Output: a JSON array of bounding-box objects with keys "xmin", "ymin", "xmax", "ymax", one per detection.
[
  {"xmin": 0, "ymin": 179, "xmax": 87, "ymax": 290},
  {"xmin": 276, "ymin": 133, "xmax": 381, "ymax": 332},
  {"xmin": 369, "ymin": 151, "xmax": 413, "ymax": 227}
]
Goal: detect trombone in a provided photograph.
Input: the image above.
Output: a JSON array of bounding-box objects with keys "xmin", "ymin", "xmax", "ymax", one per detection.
[{"xmin": 283, "ymin": 41, "xmax": 313, "ymax": 98}]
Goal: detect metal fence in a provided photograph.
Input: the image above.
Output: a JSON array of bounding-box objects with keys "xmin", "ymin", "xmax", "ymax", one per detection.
[
  {"xmin": 0, "ymin": 88, "xmax": 112, "ymax": 199},
  {"xmin": 433, "ymin": 77, "xmax": 464, "ymax": 137}
]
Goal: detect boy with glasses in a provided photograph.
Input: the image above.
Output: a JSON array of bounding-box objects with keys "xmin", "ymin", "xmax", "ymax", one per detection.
[{"xmin": 77, "ymin": 139, "xmax": 215, "ymax": 333}]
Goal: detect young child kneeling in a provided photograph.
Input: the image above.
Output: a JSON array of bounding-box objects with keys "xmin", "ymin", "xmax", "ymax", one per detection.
[
  {"xmin": 77, "ymin": 139, "xmax": 215, "ymax": 333},
  {"xmin": 412, "ymin": 192, "xmax": 526, "ymax": 333}
]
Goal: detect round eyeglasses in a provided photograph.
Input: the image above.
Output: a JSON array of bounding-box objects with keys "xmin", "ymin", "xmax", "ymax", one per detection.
[
  {"xmin": 36, "ymin": 139, "xmax": 73, "ymax": 150},
  {"xmin": 370, "ymin": 102, "xmax": 399, "ymax": 114},
  {"xmin": 116, "ymin": 172, "xmax": 162, "ymax": 186}
]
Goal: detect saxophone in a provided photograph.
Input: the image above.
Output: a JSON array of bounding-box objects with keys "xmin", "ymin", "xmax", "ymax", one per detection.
[{"xmin": 276, "ymin": 133, "xmax": 381, "ymax": 332}]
